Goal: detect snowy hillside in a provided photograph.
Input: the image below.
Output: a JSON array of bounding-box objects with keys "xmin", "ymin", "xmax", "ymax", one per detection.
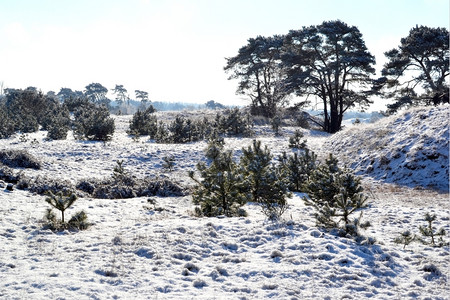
[
  {"xmin": 324, "ymin": 105, "xmax": 449, "ymax": 192},
  {"xmin": 0, "ymin": 108, "xmax": 449, "ymax": 299}
]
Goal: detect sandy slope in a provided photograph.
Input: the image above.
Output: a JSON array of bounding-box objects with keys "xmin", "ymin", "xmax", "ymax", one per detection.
[{"xmin": 0, "ymin": 106, "xmax": 449, "ymax": 299}]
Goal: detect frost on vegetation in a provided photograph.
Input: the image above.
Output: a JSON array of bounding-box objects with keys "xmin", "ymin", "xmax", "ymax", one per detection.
[
  {"xmin": 43, "ymin": 190, "xmax": 90, "ymax": 231},
  {"xmin": 76, "ymin": 176, "xmax": 185, "ymax": 199},
  {"xmin": 17, "ymin": 175, "xmax": 74, "ymax": 195},
  {"xmin": 394, "ymin": 212, "xmax": 448, "ymax": 248},
  {"xmin": 323, "ymin": 105, "xmax": 449, "ymax": 191},
  {"xmin": 74, "ymin": 159, "xmax": 186, "ymax": 199},
  {"xmin": 0, "ymin": 149, "xmax": 42, "ymax": 169},
  {"xmin": 303, "ymin": 154, "xmax": 370, "ymax": 237}
]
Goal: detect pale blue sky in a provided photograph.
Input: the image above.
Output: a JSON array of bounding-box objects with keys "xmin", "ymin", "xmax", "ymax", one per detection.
[{"xmin": 0, "ymin": 0, "xmax": 448, "ymax": 109}]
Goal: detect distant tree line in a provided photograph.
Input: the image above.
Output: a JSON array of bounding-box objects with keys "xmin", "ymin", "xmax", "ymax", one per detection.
[{"xmin": 225, "ymin": 21, "xmax": 448, "ymax": 133}]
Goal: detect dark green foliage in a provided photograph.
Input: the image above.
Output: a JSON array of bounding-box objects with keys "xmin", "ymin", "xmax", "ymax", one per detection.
[
  {"xmin": 127, "ymin": 105, "xmax": 158, "ymax": 138},
  {"xmin": 0, "ymin": 163, "xmax": 20, "ymax": 183},
  {"xmin": 161, "ymin": 115, "xmax": 213, "ymax": 143},
  {"xmin": 162, "ymin": 155, "xmax": 175, "ymax": 172},
  {"xmin": 418, "ymin": 213, "xmax": 447, "ymax": 247},
  {"xmin": 278, "ymin": 149, "xmax": 317, "ymax": 192},
  {"xmin": 44, "ymin": 105, "xmax": 71, "ymax": 140},
  {"xmin": 224, "ymin": 35, "xmax": 289, "ymax": 118},
  {"xmin": 169, "ymin": 116, "xmax": 192, "ymax": 143},
  {"xmin": 76, "ymin": 176, "xmax": 185, "ymax": 199},
  {"xmin": 84, "ymin": 82, "xmax": 110, "ymax": 106},
  {"xmin": 271, "ymin": 115, "xmax": 282, "ymax": 136},
  {"xmin": 0, "ymin": 106, "xmax": 15, "ymax": 138},
  {"xmin": 155, "ymin": 121, "xmax": 170, "ymax": 143},
  {"xmin": 215, "ymin": 108, "xmax": 251, "ymax": 137},
  {"xmin": 0, "ymin": 149, "xmax": 41, "ymax": 169},
  {"xmin": 150, "ymin": 108, "xmax": 250, "ymax": 144},
  {"xmin": 189, "ymin": 136, "xmax": 249, "ymax": 217},
  {"xmin": 74, "ymin": 103, "xmax": 115, "ymax": 141},
  {"xmin": 3, "ymin": 88, "xmax": 48, "ymax": 133},
  {"xmin": 17, "ymin": 175, "xmax": 73, "ymax": 195},
  {"xmin": 112, "ymin": 160, "xmax": 128, "ymax": 182},
  {"xmin": 394, "ymin": 231, "xmax": 415, "ymax": 249},
  {"xmin": 63, "ymin": 96, "xmax": 90, "ymax": 113},
  {"xmin": 283, "ymin": 21, "xmax": 376, "ymax": 133},
  {"xmin": 379, "ymin": 26, "xmax": 449, "ymax": 113},
  {"xmin": 240, "ymin": 140, "xmax": 291, "ymax": 220},
  {"xmin": 45, "ymin": 191, "xmax": 77, "ymax": 224},
  {"xmin": 288, "ymin": 130, "xmax": 307, "ymax": 150},
  {"xmin": 67, "ymin": 210, "xmax": 90, "ymax": 230},
  {"xmin": 303, "ymin": 154, "xmax": 369, "ymax": 235}
]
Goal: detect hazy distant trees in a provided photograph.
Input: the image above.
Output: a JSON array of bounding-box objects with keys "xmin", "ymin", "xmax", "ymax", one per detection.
[
  {"xmin": 84, "ymin": 83, "xmax": 109, "ymax": 106},
  {"xmin": 112, "ymin": 84, "xmax": 129, "ymax": 105},
  {"xmin": 224, "ymin": 35, "xmax": 290, "ymax": 118},
  {"xmin": 135, "ymin": 90, "xmax": 149, "ymax": 104},
  {"xmin": 205, "ymin": 100, "xmax": 225, "ymax": 110},
  {"xmin": 376, "ymin": 26, "xmax": 449, "ymax": 113},
  {"xmin": 57, "ymin": 88, "xmax": 83, "ymax": 102}
]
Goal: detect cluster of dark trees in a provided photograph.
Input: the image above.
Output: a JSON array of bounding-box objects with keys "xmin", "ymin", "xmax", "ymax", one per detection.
[
  {"xmin": 128, "ymin": 106, "xmax": 251, "ymax": 143},
  {"xmin": 225, "ymin": 21, "xmax": 449, "ymax": 133},
  {"xmin": 0, "ymin": 87, "xmax": 115, "ymax": 141}
]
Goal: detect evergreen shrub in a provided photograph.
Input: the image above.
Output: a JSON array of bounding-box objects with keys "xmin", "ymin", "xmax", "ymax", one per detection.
[
  {"xmin": 189, "ymin": 135, "xmax": 249, "ymax": 217},
  {"xmin": 74, "ymin": 103, "xmax": 115, "ymax": 141},
  {"xmin": 0, "ymin": 149, "xmax": 42, "ymax": 169},
  {"xmin": 303, "ymin": 154, "xmax": 370, "ymax": 236},
  {"xmin": 127, "ymin": 105, "xmax": 158, "ymax": 138},
  {"xmin": 240, "ymin": 140, "xmax": 291, "ymax": 220}
]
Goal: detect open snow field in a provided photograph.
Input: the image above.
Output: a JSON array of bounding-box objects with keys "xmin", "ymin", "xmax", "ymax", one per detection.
[{"xmin": 0, "ymin": 106, "xmax": 448, "ymax": 299}]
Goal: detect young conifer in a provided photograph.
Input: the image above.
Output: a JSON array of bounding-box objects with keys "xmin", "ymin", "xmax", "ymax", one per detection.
[
  {"xmin": 288, "ymin": 129, "xmax": 307, "ymax": 150},
  {"xmin": 45, "ymin": 191, "xmax": 77, "ymax": 224},
  {"xmin": 278, "ymin": 149, "xmax": 317, "ymax": 192},
  {"xmin": 189, "ymin": 135, "xmax": 249, "ymax": 217},
  {"xmin": 418, "ymin": 212, "xmax": 447, "ymax": 247},
  {"xmin": 240, "ymin": 140, "xmax": 291, "ymax": 220},
  {"xmin": 303, "ymin": 154, "xmax": 369, "ymax": 235}
]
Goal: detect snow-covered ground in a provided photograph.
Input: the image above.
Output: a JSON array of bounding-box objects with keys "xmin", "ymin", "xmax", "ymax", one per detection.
[{"xmin": 0, "ymin": 106, "xmax": 448, "ymax": 299}]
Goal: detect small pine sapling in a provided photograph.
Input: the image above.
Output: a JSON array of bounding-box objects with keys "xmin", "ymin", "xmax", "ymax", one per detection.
[
  {"xmin": 189, "ymin": 135, "xmax": 249, "ymax": 217},
  {"xmin": 112, "ymin": 160, "xmax": 127, "ymax": 181},
  {"xmin": 303, "ymin": 154, "xmax": 370, "ymax": 236},
  {"xmin": 162, "ymin": 155, "xmax": 176, "ymax": 172},
  {"xmin": 45, "ymin": 191, "xmax": 77, "ymax": 224},
  {"xmin": 68, "ymin": 210, "xmax": 90, "ymax": 230},
  {"xmin": 271, "ymin": 115, "xmax": 282, "ymax": 136},
  {"xmin": 240, "ymin": 140, "xmax": 291, "ymax": 220},
  {"xmin": 418, "ymin": 212, "xmax": 447, "ymax": 247},
  {"xmin": 288, "ymin": 130, "xmax": 307, "ymax": 150},
  {"xmin": 278, "ymin": 149, "xmax": 317, "ymax": 192},
  {"xmin": 394, "ymin": 230, "xmax": 416, "ymax": 249}
]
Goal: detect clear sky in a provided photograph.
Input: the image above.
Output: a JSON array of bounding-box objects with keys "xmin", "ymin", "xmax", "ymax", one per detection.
[{"xmin": 0, "ymin": 0, "xmax": 448, "ymax": 110}]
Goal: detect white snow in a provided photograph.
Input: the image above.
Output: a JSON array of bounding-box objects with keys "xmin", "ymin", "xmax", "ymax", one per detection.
[{"xmin": 0, "ymin": 106, "xmax": 448, "ymax": 299}]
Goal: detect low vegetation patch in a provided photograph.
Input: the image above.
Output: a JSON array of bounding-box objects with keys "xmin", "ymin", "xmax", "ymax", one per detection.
[{"xmin": 0, "ymin": 149, "xmax": 42, "ymax": 169}]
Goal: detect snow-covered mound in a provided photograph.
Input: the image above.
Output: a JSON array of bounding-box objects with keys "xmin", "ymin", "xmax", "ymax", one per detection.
[{"xmin": 323, "ymin": 105, "xmax": 449, "ymax": 191}]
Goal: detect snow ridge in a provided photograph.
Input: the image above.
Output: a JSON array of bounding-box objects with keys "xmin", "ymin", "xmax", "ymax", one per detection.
[{"xmin": 324, "ymin": 105, "xmax": 449, "ymax": 191}]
